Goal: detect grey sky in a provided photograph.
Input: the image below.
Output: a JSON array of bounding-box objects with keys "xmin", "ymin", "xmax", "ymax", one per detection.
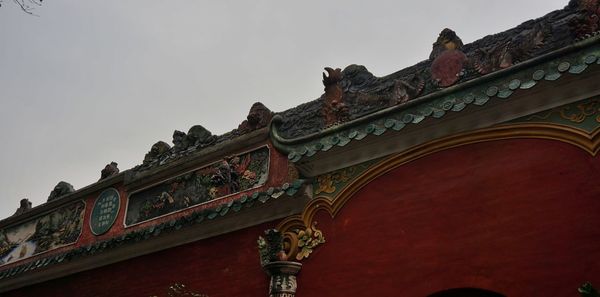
[{"xmin": 0, "ymin": 0, "xmax": 567, "ymax": 219}]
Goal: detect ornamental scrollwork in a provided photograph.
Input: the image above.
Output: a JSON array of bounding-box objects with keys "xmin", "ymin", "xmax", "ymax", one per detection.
[
  {"xmin": 294, "ymin": 221, "xmax": 325, "ymax": 261},
  {"xmin": 527, "ymin": 98, "xmax": 600, "ymax": 124},
  {"xmin": 314, "ymin": 167, "xmax": 357, "ymax": 195}
]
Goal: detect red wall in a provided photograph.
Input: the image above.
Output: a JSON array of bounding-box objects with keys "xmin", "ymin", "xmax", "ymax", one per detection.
[
  {"xmin": 4, "ymin": 221, "xmax": 273, "ymax": 297},
  {"xmin": 297, "ymin": 139, "xmax": 600, "ymax": 296},
  {"xmin": 5, "ymin": 139, "xmax": 600, "ymax": 297}
]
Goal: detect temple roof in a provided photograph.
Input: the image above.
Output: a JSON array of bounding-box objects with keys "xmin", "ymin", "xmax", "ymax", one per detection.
[{"xmin": 274, "ymin": 1, "xmax": 593, "ymax": 139}]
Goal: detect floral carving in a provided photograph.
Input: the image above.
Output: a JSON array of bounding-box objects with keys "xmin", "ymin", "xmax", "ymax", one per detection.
[
  {"xmin": 314, "ymin": 166, "xmax": 357, "ymax": 195},
  {"xmin": 294, "ymin": 222, "xmax": 325, "ymax": 261},
  {"xmin": 527, "ymin": 97, "xmax": 600, "ymax": 124}
]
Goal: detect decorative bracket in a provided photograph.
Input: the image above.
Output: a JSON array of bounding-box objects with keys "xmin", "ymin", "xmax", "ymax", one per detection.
[
  {"xmin": 579, "ymin": 282, "xmax": 599, "ymax": 297},
  {"xmin": 258, "ymin": 229, "xmax": 302, "ymax": 297}
]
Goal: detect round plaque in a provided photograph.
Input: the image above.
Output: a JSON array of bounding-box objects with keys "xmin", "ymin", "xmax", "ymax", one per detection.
[{"xmin": 90, "ymin": 188, "xmax": 120, "ymax": 235}]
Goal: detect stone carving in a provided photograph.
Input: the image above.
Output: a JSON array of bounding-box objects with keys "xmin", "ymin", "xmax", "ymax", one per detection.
[
  {"xmin": 100, "ymin": 162, "xmax": 119, "ymax": 180},
  {"xmin": 321, "ymin": 67, "xmax": 349, "ymax": 126},
  {"xmin": 430, "ymin": 28, "xmax": 467, "ymax": 87},
  {"xmin": 170, "ymin": 125, "xmax": 216, "ymax": 154},
  {"xmin": 143, "ymin": 141, "xmax": 171, "ymax": 166},
  {"xmin": 579, "ymin": 282, "xmax": 600, "ymax": 297},
  {"xmin": 340, "ymin": 64, "xmax": 378, "ymax": 93},
  {"xmin": 273, "ymin": 3, "xmax": 584, "ymax": 139},
  {"xmin": 137, "ymin": 120, "xmax": 265, "ymax": 172},
  {"xmin": 237, "ymin": 102, "xmax": 273, "ymax": 133},
  {"xmin": 430, "ymin": 28, "xmax": 464, "ymax": 61},
  {"xmin": 258, "ymin": 229, "xmax": 287, "ymax": 266},
  {"xmin": 391, "ymin": 76, "xmax": 426, "ymax": 105},
  {"xmin": 12, "ymin": 198, "xmax": 32, "ymax": 216},
  {"xmin": 472, "ymin": 24, "xmax": 546, "ymax": 75},
  {"xmin": 269, "ymin": 273, "xmax": 298, "ymax": 297},
  {"xmin": 258, "ymin": 229, "xmax": 302, "ymax": 297},
  {"xmin": 172, "ymin": 130, "xmax": 188, "ymax": 153},
  {"xmin": 340, "ymin": 65, "xmax": 425, "ymax": 107},
  {"xmin": 126, "ymin": 146, "xmax": 269, "ymax": 225},
  {"xmin": 569, "ymin": 0, "xmax": 600, "ymax": 39},
  {"xmin": 0, "ymin": 201, "xmax": 85, "ymax": 266},
  {"xmin": 187, "ymin": 125, "xmax": 216, "ymax": 147},
  {"xmin": 47, "ymin": 181, "xmax": 76, "ymax": 202}
]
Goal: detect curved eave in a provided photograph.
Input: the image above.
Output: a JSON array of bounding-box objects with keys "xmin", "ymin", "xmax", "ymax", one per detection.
[{"xmin": 270, "ymin": 36, "xmax": 600, "ymax": 171}]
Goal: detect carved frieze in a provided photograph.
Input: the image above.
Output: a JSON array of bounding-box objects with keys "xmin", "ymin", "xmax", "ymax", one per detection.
[
  {"xmin": 0, "ymin": 201, "xmax": 85, "ymax": 266},
  {"xmin": 126, "ymin": 146, "xmax": 270, "ymax": 226}
]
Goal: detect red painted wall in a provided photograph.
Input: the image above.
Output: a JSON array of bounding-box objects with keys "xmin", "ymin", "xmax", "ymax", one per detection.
[
  {"xmin": 5, "ymin": 139, "xmax": 600, "ymax": 297},
  {"xmin": 297, "ymin": 139, "xmax": 600, "ymax": 296},
  {"xmin": 4, "ymin": 221, "xmax": 273, "ymax": 297}
]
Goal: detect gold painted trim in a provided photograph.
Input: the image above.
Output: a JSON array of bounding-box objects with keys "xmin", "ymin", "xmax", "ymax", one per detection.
[{"xmin": 277, "ymin": 123, "xmax": 600, "ymax": 257}]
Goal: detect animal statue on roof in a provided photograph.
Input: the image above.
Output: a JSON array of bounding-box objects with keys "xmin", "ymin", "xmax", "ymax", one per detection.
[
  {"xmin": 12, "ymin": 198, "xmax": 32, "ymax": 216},
  {"xmin": 321, "ymin": 67, "xmax": 349, "ymax": 126},
  {"xmin": 237, "ymin": 102, "xmax": 273, "ymax": 133},
  {"xmin": 143, "ymin": 141, "xmax": 171, "ymax": 165},
  {"xmin": 47, "ymin": 181, "xmax": 76, "ymax": 202},
  {"xmin": 100, "ymin": 161, "xmax": 119, "ymax": 180},
  {"xmin": 186, "ymin": 125, "xmax": 216, "ymax": 147}
]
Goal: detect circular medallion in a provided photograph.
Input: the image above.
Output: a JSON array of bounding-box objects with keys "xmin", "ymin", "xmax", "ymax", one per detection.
[
  {"xmin": 90, "ymin": 188, "xmax": 120, "ymax": 235},
  {"xmin": 431, "ymin": 50, "xmax": 467, "ymax": 87}
]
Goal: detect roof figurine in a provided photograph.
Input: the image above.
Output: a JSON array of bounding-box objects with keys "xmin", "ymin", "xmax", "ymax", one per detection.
[
  {"xmin": 429, "ymin": 28, "xmax": 467, "ymax": 87},
  {"xmin": 47, "ymin": 181, "xmax": 75, "ymax": 202},
  {"xmin": 569, "ymin": 0, "xmax": 600, "ymax": 39},
  {"xmin": 142, "ymin": 141, "xmax": 171, "ymax": 166},
  {"xmin": 237, "ymin": 102, "xmax": 273, "ymax": 133},
  {"xmin": 99, "ymin": 161, "xmax": 119, "ymax": 180},
  {"xmin": 321, "ymin": 67, "xmax": 349, "ymax": 127},
  {"xmin": 11, "ymin": 198, "xmax": 32, "ymax": 217}
]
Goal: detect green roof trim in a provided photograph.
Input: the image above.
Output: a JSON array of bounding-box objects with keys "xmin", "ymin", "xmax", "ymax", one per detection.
[
  {"xmin": 272, "ymin": 38, "xmax": 600, "ymax": 163},
  {"xmin": 0, "ymin": 179, "xmax": 307, "ymax": 281}
]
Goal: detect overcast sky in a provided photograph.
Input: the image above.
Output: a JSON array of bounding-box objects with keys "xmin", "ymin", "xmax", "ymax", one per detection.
[{"xmin": 0, "ymin": 0, "xmax": 567, "ymax": 219}]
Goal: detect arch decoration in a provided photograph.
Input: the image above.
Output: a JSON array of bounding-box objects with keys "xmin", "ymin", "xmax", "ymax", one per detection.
[{"xmin": 276, "ymin": 100, "xmax": 600, "ymax": 261}]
